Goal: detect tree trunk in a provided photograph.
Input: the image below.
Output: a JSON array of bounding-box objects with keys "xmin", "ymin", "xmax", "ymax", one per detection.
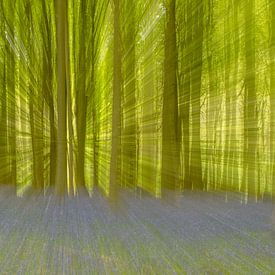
[
  {"xmin": 205, "ymin": 0, "xmax": 216, "ymax": 190},
  {"xmin": 270, "ymin": 0, "xmax": 275, "ymax": 200},
  {"xmin": 161, "ymin": 0, "xmax": 179, "ymax": 193},
  {"xmin": 49, "ymin": 99, "xmax": 57, "ymax": 186},
  {"xmin": 7, "ymin": 5, "xmax": 16, "ymax": 186},
  {"xmin": 91, "ymin": 2, "xmax": 98, "ymax": 188},
  {"xmin": 41, "ymin": 0, "xmax": 56, "ymax": 187},
  {"xmin": 65, "ymin": 3, "xmax": 74, "ymax": 195},
  {"xmin": 121, "ymin": 0, "xmax": 137, "ymax": 189},
  {"xmin": 182, "ymin": 0, "xmax": 192, "ymax": 190},
  {"xmin": 76, "ymin": 0, "xmax": 87, "ymax": 188},
  {"xmin": 190, "ymin": 0, "xmax": 203, "ymax": 190},
  {"xmin": 109, "ymin": 0, "xmax": 122, "ymax": 198},
  {"xmin": 55, "ymin": 0, "xmax": 68, "ymax": 194},
  {"xmin": 223, "ymin": 1, "xmax": 231, "ymax": 191},
  {"xmin": 243, "ymin": 0, "xmax": 257, "ymax": 198},
  {"xmin": 0, "ymin": 55, "xmax": 8, "ymax": 183},
  {"xmin": 29, "ymin": 99, "xmax": 44, "ymax": 189},
  {"xmin": 231, "ymin": 1, "xmax": 240, "ymax": 191}
]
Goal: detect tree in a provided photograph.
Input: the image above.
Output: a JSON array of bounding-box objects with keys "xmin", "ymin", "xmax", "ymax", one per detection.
[
  {"xmin": 223, "ymin": 0, "xmax": 231, "ymax": 192},
  {"xmin": 4, "ymin": 1, "xmax": 17, "ymax": 185},
  {"xmin": 270, "ymin": 0, "xmax": 275, "ymax": 200},
  {"xmin": 190, "ymin": 0, "xmax": 203, "ymax": 190},
  {"xmin": 243, "ymin": 0, "xmax": 257, "ymax": 197},
  {"xmin": 161, "ymin": 0, "xmax": 179, "ymax": 193},
  {"xmin": 180, "ymin": 0, "xmax": 192, "ymax": 190},
  {"xmin": 41, "ymin": 0, "xmax": 57, "ymax": 187},
  {"xmin": 231, "ymin": 0, "xmax": 240, "ymax": 191},
  {"xmin": 109, "ymin": 0, "xmax": 122, "ymax": 198},
  {"xmin": 55, "ymin": 0, "xmax": 68, "ymax": 194},
  {"xmin": 26, "ymin": 0, "xmax": 44, "ymax": 189},
  {"xmin": 0, "ymin": 43, "xmax": 8, "ymax": 184},
  {"xmin": 75, "ymin": 0, "xmax": 88, "ymax": 187},
  {"xmin": 121, "ymin": 0, "xmax": 137, "ymax": 189}
]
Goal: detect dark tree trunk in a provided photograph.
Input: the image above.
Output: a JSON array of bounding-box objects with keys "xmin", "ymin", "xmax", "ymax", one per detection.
[
  {"xmin": 55, "ymin": 0, "xmax": 68, "ymax": 194},
  {"xmin": 109, "ymin": 0, "xmax": 122, "ymax": 199},
  {"xmin": 161, "ymin": 0, "xmax": 180, "ymax": 193}
]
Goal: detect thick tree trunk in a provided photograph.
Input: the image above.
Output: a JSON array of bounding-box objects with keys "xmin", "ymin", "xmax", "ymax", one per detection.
[
  {"xmin": 55, "ymin": 0, "xmax": 68, "ymax": 194},
  {"xmin": 109, "ymin": 0, "xmax": 122, "ymax": 198},
  {"xmin": 121, "ymin": 0, "xmax": 137, "ymax": 189},
  {"xmin": 161, "ymin": 0, "xmax": 179, "ymax": 193},
  {"xmin": 29, "ymin": 99, "xmax": 44, "ymax": 189},
  {"xmin": 41, "ymin": 0, "xmax": 56, "ymax": 187}
]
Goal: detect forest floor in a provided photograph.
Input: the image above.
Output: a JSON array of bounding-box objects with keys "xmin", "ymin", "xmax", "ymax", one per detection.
[{"xmin": 0, "ymin": 186, "xmax": 274, "ymax": 274}]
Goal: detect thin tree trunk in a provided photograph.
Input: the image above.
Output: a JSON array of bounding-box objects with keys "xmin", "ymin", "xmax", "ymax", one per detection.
[
  {"xmin": 243, "ymin": 0, "xmax": 257, "ymax": 198},
  {"xmin": 91, "ymin": 2, "xmax": 98, "ymax": 188},
  {"xmin": 0, "ymin": 55, "xmax": 8, "ymax": 183},
  {"xmin": 182, "ymin": 0, "xmax": 191, "ymax": 189},
  {"xmin": 223, "ymin": 1, "xmax": 231, "ymax": 192},
  {"xmin": 7, "ymin": 5, "xmax": 16, "ymax": 186},
  {"xmin": 76, "ymin": 0, "xmax": 87, "ymax": 187},
  {"xmin": 65, "ymin": 4, "xmax": 74, "ymax": 195},
  {"xmin": 49, "ymin": 99, "xmax": 57, "ymax": 186},
  {"xmin": 190, "ymin": 0, "xmax": 203, "ymax": 190},
  {"xmin": 231, "ymin": 1, "xmax": 240, "ymax": 191},
  {"xmin": 205, "ymin": 0, "xmax": 214, "ymax": 190},
  {"xmin": 269, "ymin": 0, "xmax": 275, "ymax": 200}
]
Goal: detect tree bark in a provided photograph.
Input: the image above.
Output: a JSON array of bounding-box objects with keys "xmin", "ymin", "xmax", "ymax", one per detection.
[
  {"xmin": 182, "ymin": 0, "xmax": 192, "ymax": 190},
  {"xmin": 76, "ymin": 0, "xmax": 87, "ymax": 188},
  {"xmin": 0, "ymin": 55, "xmax": 8, "ymax": 183},
  {"xmin": 55, "ymin": 0, "xmax": 68, "ymax": 194},
  {"xmin": 109, "ymin": 0, "xmax": 122, "ymax": 198},
  {"xmin": 269, "ymin": 0, "xmax": 275, "ymax": 200},
  {"xmin": 223, "ymin": 0, "xmax": 231, "ymax": 192},
  {"xmin": 243, "ymin": 0, "xmax": 257, "ymax": 197},
  {"xmin": 161, "ymin": 0, "xmax": 179, "ymax": 193},
  {"xmin": 41, "ymin": 0, "xmax": 56, "ymax": 187},
  {"xmin": 7, "ymin": 4, "xmax": 16, "ymax": 186},
  {"xmin": 190, "ymin": 0, "xmax": 203, "ymax": 190}
]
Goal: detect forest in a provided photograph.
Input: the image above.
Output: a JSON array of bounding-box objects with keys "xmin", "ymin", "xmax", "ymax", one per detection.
[
  {"xmin": 0, "ymin": 0, "xmax": 275, "ymax": 273},
  {"xmin": 0, "ymin": 0, "xmax": 274, "ymax": 200}
]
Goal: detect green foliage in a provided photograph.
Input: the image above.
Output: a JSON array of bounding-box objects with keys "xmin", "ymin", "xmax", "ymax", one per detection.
[{"xmin": 0, "ymin": 0, "xmax": 274, "ymax": 199}]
